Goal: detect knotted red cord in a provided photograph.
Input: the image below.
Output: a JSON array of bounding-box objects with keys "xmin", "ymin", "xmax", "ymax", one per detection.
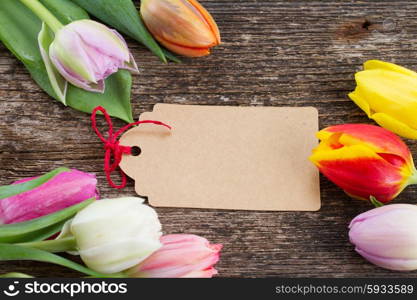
[{"xmin": 91, "ymin": 106, "xmax": 171, "ymax": 189}]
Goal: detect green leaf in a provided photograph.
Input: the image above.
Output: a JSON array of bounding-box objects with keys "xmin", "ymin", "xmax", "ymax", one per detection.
[
  {"xmin": 0, "ymin": 167, "xmax": 70, "ymax": 200},
  {"xmin": 38, "ymin": 22, "xmax": 67, "ymax": 105},
  {"xmin": 162, "ymin": 49, "xmax": 182, "ymax": 63},
  {"xmin": 0, "ymin": 243, "xmax": 114, "ymax": 277},
  {"xmin": 0, "ymin": 198, "xmax": 94, "ymax": 243},
  {"xmin": 67, "ymin": 70, "xmax": 133, "ymax": 122},
  {"xmin": 0, "ymin": 272, "xmax": 34, "ymax": 278},
  {"xmin": 18, "ymin": 236, "xmax": 78, "ymax": 253},
  {"xmin": 70, "ymin": 0, "xmax": 179, "ymax": 63},
  {"xmin": 22, "ymin": 220, "xmax": 68, "ymax": 243},
  {"xmin": 370, "ymin": 196, "xmax": 385, "ymax": 208},
  {"xmin": 40, "ymin": 0, "xmax": 89, "ymax": 23},
  {"xmin": 0, "ymin": 0, "xmax": 133, "ymax": 123}
]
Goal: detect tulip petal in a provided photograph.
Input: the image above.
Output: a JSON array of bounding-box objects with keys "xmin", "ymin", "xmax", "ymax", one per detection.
[
  {"xmin": 49, "ymin": 26, "xmax": 97, "ymax": 83},
  {"xmin": 79, "ymin": 238, "xmax": 161, "ymax": 274},
  {"xmin": 349, "ymin": 204, "xmax": 417, "ymax": 229},
  {"xmin": 356, "ymin": 248, "xmax": 417, "ymax": 271},
  {"xmin": 70, "ymin": 20, "xmax": 130, "ymax": 62},
  {"xmin": 128, "ymin": 234, "xmax": 222, "ymax": 278},
  {"xmin": 110, "ymin": 30, "xmax": 139, "ymax": 74},
  {"xmin": 348, "ymin": 89, "xmax": 372, "ymax": 117},
  {"xmin": 137, "ymin": 242, "xmax": 220, "ymax": 277},
  {"xmin": 187, "ymin": 0, "xmax": 221, "ymax": 44},
  {"xmin": 352, "ymin": 69, "xmax": 417, "ymax": 130},
  {"xmin": 158, "ymin": 39, "xmax": 211, "ymax": 57},
  {"xmin": 349, "ymin": 60, "xmax": 417, "ymax": 139},
  {"xmin": 349, "ymin": 88, "xmax": 417, "ymax": 139},
  {"xmin": 0, "ymin": 167, "xmax": 70, "ymax": 200},
  {"xmin": 321, "ymin": 124, "xmax": 412, "ymax": 162},
  {"xmin": 78, "ymin": 28, "xmax": 136, "ymax": 79},
  {"xmin": 38, "ymin": 23, "xmax": 67, "ymax": 105},
  {"xmin": 0, "ymin": 170, "xmax": 98, "ymax": 224},
  {"xmin": 310, "ymin": 144, "xmax": 405, "ymax": 202},
  {"xmin": 121, "ymin": 53, "xmax": 139, "ymax": 74},
  {"xmin": 50, "ymin": 55, "xmax": 105, "ymax": 93},
  {"xmin": 0, "ymin": 198, "xmax": 95, "ymax": 243},
  {"xmin": 364, "ymin": 60, "xmax": 417, "ymax": 78},
  {"xmin": 370, "ymin": 112, "xmax": 417, "ymax": 140},
  {"xmin": 183, "ymin": 267, "xmax": 218, "ymax": 278}
]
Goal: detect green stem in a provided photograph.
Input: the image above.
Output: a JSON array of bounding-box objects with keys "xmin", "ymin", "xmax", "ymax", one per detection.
[
  {"xmin": 19, "ymin": 0, "xmax": 63, "ymax": 32},
  {"xmin": 17, "ymin": 236, "xmax": 77, "ymax": 253},
  {"xmin": 408, "ymin": 168, "xmax": 417, "ymax": 185}
]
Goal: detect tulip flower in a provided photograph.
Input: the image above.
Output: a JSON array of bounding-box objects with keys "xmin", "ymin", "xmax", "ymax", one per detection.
[
  {"xmin": 57, "ymin": 197, "xmax": 162, "ymax": 274},
  {"xmin": 0, "ymin": 168, "xmax": 98, "ymax": 224},
  {"xmin": 141, "ymin": 0, "xmax": 221, "ymax": 57},
  {"xmin": 310, "ymin": 124, "xmax": 417, "ymax": 203},
  {"xmin": 349, "ymin": 60, "xmax": 417, "ymax": 139},
  {"xmin": 19, "ymin": 0, "xmax": 138, "ymax": 103},
  {"xmin": 49, "ymin": 19, "xmax": 139, "ymax": 93},
  {"xmin": 349, "ymin": 204, "xmax": 417, "ymax": 271},
  {"xmin": 126, "ymin": 234, "xmax": 222, "ymax": 278}
]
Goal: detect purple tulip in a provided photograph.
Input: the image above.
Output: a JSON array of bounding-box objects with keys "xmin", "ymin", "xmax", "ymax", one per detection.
[
  {"xmin": 0, "ymin": 169, "xmax": 98, "ymax": 224},
  {"xmin": 49, "ymin": 20, "xmax": 138, "ymax": 93},
  {"xmin": 349, "ymin": 204, "xmax": 417, "ymax": 271}
]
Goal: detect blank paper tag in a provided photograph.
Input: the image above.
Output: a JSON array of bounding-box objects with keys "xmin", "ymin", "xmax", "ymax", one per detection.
[{"xmin": 119, "ymin": 104, "xmax": 320, "ymax": 211}]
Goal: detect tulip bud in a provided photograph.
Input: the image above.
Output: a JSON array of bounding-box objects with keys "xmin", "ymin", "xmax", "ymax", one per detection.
[
  {"xmin": 349, "ymin": 204, "xmax": 417, "ymax": 271},
  {"xmin": 0, "ymin": 169, "xmax": 98, "ymax": 224},
  {"xmin": 309, "ymin": 124, "xmax": 417, "ymax": 203},
  {"xmin": 126, "ymin": 234, "xmax": 222, "ymax": 278},
  {"xmin": 349, "ymin": 60, "xmax": 417, "ymax": 139},
  {"xmin": 49, "ymin": 20, "xmax": 139, "ymax": 93},
  {"xmin": 61, "ymin": 197, "xmax": 162, "ymax": 274},
  {"xmin": 141, "ymin": 0, "xmax": 221, "ymax": 57}
]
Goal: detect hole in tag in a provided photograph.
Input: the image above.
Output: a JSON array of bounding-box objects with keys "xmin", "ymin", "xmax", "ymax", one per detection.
[{"xmin": 131, "ymin": 146, "xmax": 142, "ymax": 156}]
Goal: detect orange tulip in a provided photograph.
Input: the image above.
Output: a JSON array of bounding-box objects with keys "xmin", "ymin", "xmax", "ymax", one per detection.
[{"xmin": 141, "ymin": 0, "xmax": 221, "ymax": 57}]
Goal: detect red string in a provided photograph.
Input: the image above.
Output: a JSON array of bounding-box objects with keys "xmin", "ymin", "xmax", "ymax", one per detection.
[{"xmin": 91, "ymin": 106, "xmax": 171, "ymax": 189}]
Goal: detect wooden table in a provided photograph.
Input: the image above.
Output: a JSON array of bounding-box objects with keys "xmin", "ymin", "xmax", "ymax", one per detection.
[{"xmin": 1, "ymin": 0, "xmax": 417, "ymax": 278}]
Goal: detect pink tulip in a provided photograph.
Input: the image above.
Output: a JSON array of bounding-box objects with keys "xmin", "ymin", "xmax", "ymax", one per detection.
[
  {"xmin": 49, "ymin": 20, "xmax": 138, "ymax": 93},
  {"xmin": 126, "ymin": 234, "xmax": 222, "ymax": 278},
  {"xmin": 0, "ymin": 169, "xmax": 98, "ymax": 224},
  {"xmin": 349, "ymin": 204, "xmax": 417, "ymax": 271}
]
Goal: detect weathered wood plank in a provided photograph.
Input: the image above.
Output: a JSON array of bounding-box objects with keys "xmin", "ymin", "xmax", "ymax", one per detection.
[{"xmin": 1, "ymin": 0, "xmax": 417, "ymax": 277}]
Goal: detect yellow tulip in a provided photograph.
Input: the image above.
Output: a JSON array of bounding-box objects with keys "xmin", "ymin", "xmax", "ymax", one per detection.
[{"xmin": 349, "ymin": 60, "xmax": 417, "ymax": 139}]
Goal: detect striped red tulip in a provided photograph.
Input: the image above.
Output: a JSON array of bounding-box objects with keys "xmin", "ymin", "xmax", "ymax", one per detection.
[{"xmin": 309, "ymin": 124, "xmax": 417, "ymax": 203}]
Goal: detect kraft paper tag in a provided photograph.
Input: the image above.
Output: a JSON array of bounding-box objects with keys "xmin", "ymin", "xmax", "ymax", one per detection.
[{"xmin": 119, "ymin": 104, "xmax": 320, "ymax": 211}]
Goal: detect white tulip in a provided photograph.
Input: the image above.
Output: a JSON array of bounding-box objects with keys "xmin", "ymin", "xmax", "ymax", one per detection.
[{"xmin": 63, "ymin": 197, "xmax": 162, "ymax": 274}]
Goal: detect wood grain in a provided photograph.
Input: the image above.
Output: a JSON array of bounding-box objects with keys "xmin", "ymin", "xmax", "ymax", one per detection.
[{"xmin": 1, "ymin": 0, "xmax": 417, "ymax": 277}]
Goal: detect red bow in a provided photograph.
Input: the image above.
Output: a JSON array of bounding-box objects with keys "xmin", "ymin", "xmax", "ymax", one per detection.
[{"xmin": 91, "ymin": 106, "xmax": 171, "ymax": 189}]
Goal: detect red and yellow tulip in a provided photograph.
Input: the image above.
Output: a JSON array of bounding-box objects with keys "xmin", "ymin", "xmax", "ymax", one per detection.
[{"xmin": 309, "ymin": 124, "xmax": 417, "ymax": 203}]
